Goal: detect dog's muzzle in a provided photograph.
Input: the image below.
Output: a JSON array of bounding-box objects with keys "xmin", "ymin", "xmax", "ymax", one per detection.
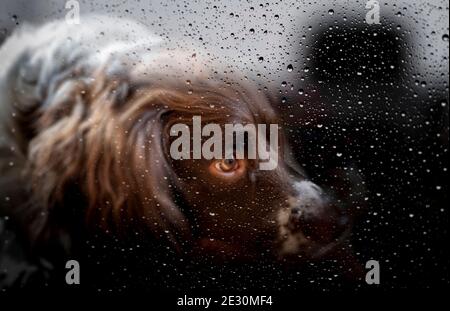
[{"xmin": 278, "ymin": 180, "xmax": 351, "ymax": 258}]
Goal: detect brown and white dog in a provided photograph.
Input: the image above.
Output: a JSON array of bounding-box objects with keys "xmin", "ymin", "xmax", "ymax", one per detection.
[{"xmin": 0, "ymin": 16, "xmax": 363, "ymax": 287}]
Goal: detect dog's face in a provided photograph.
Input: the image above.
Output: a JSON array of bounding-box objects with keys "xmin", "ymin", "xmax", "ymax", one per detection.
[
  {"xmin": 0, "ymin": 16, "xmax": 355, "ymax": 265},
  {"xmin": 163, "ymin": 85, "xmax": 349, "ymax": 261},
  {"xmin": 20, "ymin": 69, "xmax": 351, "ymax": 263}
]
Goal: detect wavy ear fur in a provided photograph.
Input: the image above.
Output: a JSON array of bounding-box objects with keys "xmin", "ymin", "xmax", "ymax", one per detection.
[{"xmin": 21, "ymin": 72, "xmax": 197, "ymax": 249}]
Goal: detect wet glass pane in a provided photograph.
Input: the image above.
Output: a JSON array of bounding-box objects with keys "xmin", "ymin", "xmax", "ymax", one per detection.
[{"xmin": 0, "ymin": 0, "xmax": 448, "ymax": 300}]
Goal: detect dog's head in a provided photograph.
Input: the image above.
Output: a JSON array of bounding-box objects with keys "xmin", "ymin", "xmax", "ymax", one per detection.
[
  {"xmin": 2, "ymin": 17, "xmax": 361, "ymax": 265},
  {"xmin": 18, "ymin": 71, "xmax": 355, "ymax": 263}
]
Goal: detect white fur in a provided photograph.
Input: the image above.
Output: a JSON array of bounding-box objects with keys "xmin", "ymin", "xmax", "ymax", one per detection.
[{"xmin": 278, "ymin": 180, "xmax": 326, "ymax": 255}]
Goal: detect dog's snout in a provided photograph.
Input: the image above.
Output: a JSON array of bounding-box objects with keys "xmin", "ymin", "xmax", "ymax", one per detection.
[
  {"xmin": 292, "ymin": 205, "xmax": 347, "ymax": 244},
  {"xmin": 288, "ymin": 181, "xmax": 349, "ymax": 244}
]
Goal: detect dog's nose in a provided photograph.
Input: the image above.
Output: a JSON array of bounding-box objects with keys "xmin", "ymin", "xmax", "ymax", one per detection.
[
  {"xmin": 290, "ymin": 204, "xmax": 349, "ymax": 243},
  {"xmin": 289, "ymin": 181, "xmax": 349, "ymax": 244}
]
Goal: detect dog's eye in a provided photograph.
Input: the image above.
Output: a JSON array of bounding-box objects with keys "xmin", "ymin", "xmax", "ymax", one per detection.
[
  {"xmin": 217, "ymin": 158, "xmax": 238, "ymax": 172},
  {"xmin": 209, "ymin": 158, "xmax": 246, "ymax": 180}
]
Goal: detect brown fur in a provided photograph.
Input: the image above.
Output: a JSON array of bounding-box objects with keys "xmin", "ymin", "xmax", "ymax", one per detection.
[{"xmin": 15, "ymin": 69, "xmax": 284, "ymax": 252}]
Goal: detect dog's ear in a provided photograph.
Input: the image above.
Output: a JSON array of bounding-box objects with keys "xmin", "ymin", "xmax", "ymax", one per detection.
[
  {"xmin": 14, "ymin": 74, "xmax": 92, "ymax": 246},
  {"xmin": 24, "ymin": 75, "xmax": 191, "ymax": 248}
]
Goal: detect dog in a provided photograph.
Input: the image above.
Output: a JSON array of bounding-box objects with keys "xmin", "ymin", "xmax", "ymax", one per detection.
[{"xmin": 0, "ymin": 16, "xmax": 363, "ymax": 288}]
